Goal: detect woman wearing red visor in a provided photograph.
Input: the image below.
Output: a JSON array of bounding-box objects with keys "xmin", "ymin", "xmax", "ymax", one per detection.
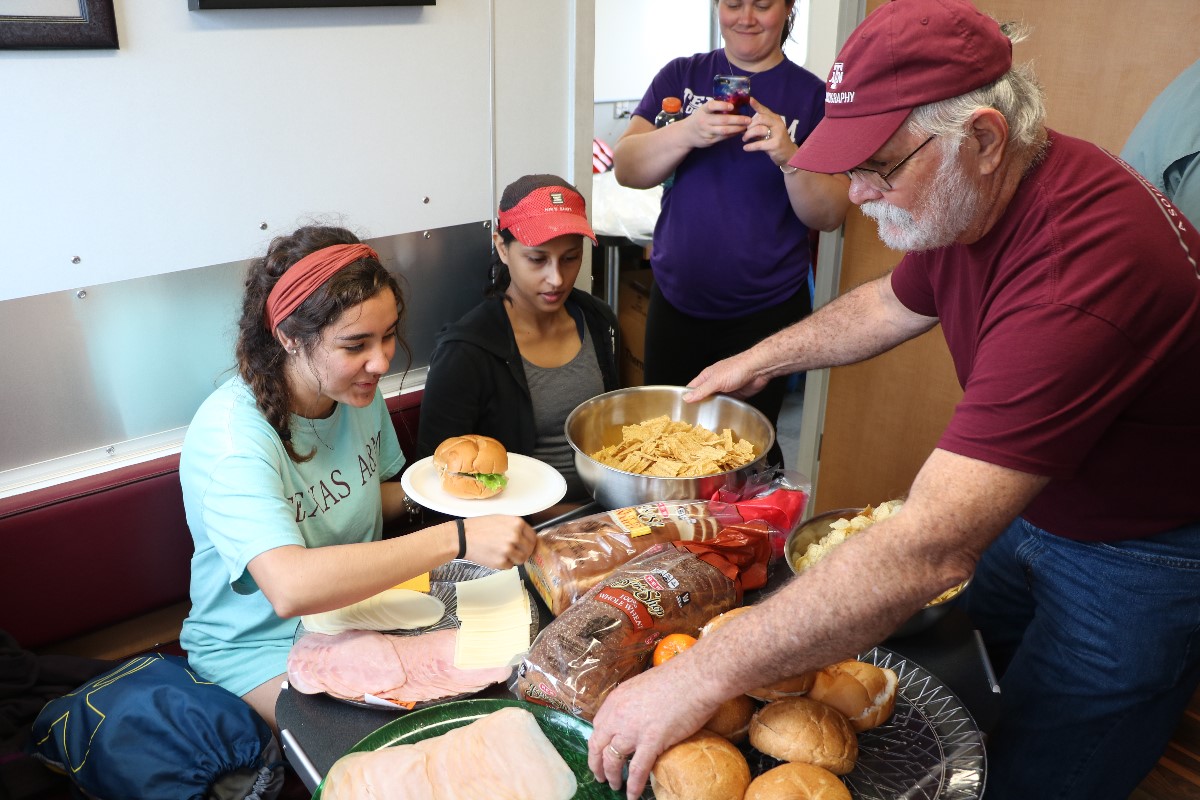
[{"xmin": 418, "ymin": 175, "xmax": 619, "ymax": 518}]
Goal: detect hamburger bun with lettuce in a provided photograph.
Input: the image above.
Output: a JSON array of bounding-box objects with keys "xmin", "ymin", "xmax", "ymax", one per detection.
[{"xmin": 433, "ymin": 435, "xmax": 510, "ymax": 499}]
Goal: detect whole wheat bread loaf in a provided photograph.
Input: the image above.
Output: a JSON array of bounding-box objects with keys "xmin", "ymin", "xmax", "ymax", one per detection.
[{"xmin": 515, "ymin": 543, "xmax": 737, "ymax": 720}]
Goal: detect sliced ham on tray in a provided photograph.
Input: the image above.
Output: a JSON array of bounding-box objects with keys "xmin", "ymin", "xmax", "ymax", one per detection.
[{"xmin": 287, "ymin": 628, "xmax": 510, "ymax": 706}]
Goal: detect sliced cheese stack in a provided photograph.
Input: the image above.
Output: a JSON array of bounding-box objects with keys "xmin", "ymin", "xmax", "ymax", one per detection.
[
  {"xmin": 301, "ymin": 589, "xmax": 446, "ymax": 635},
  {"xmin": 453, "ymin": 567, "xmax": 532, "ymax": 670},
  {"xmin": 393, "ymin": 572, "xmax": 431, "ymax": 593}
]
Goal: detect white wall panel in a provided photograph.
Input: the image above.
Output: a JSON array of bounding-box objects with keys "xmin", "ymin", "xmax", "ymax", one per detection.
[
  {"xmin": 593, "ymin": 0, "xmax": 710, "ymax": 103},
  {"xmin": 0, "ymin": 0, "xmax": 494, "ymax": 301},
  {"xmin": 0, "ymin": 0, "xmax": 593, "ymax": 489}
]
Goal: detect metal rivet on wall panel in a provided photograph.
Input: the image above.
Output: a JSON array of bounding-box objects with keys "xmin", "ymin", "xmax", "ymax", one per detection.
[
  {"xmin": 484, "ymin": 221, "xmax": 491, "ymax": 229},
  {"xmin": 105, "ymin": 446, "xmax": 115, "ymax": 456},
  {"xmin": 423, "ymin": 197, "xmax": 430, "ymax": 204},
  {"xmin": 75, "ymin": 290, "xmax": 87, "ymax": 300},
  {"xmin": 423, "ymin": 231, "xmax": 431, "ymax": 239},
  {"xmin": 260, "ymin": 222, "xmax": 269, "ymax": 230},
  {"xmin": 72, "ymin": 256, "xmax": 81, "ymax": 264}
]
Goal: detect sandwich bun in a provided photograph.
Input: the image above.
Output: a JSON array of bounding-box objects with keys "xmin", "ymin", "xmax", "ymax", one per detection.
[
  {"xmin": 698, "ymin": 605, "xmax": 753, "ymax": 637},
  {"xmin": 702, "ymin": 694, "xmax": 758, "ymax": 744},
  {"xmin": 699, "ymin": 608, "xmax": 815, "ymax": 700},
  {"xmin": 807, "ymin": 659, "xmax": 898, "ymax": 732},
  {"xmin": 650, "ymin": 730, "xmax": 751, "ymax": 800},
  {"xmin": 746, "ymin": 671, "xmax": 817, "ymax": 702},
  {"xmin": 748, "ymin": 697, "xmax": 858, "ymax": 775},
  {"xmin": 433, "ymin": 435, "xmax": 509, "ymax": 499},
  {"xmin": 744, "ymin": 763, "xmax": 852, "ymax": 800}
]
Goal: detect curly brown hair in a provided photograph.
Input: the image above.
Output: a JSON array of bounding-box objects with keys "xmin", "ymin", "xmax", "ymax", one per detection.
[{"xmin": 235, "ymin": 225, "xmax": 410, "ymax": 462}]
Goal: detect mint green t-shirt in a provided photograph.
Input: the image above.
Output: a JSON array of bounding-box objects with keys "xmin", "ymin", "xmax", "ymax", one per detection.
[{"xmin": 179, "ymin": 376, "xmax": 404, "ymax": 696}]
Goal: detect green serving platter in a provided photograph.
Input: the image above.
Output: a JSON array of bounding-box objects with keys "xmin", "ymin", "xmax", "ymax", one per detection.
[{"xmin": 311, "ymin": 697, "xmax": 650, "ymax": 799}]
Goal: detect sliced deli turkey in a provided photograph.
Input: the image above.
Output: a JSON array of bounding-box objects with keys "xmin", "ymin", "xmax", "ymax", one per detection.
[{"xmin": 322, "ymin": 706, "xmax": 576, "ymax": 800}]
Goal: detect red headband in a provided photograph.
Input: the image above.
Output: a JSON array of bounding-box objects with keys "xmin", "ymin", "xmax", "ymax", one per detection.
[{"xmin": 264, "ymin": 243, "xmax": 379, "ymax": 332}]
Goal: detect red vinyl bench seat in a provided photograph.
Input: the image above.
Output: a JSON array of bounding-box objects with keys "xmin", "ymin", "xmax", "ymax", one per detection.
[{"xmin": 0, "ymin": 389, "xmax": 423, "ymax": 658}]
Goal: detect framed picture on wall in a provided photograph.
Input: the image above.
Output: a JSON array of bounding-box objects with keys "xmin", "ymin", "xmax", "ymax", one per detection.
[
  {"xmin": 189, "ymin": 0, "xmax": 433, "ymax": 7},
  {"xmin": 0, "ymin": 0, "xmax": 118, "ymax": 49}
]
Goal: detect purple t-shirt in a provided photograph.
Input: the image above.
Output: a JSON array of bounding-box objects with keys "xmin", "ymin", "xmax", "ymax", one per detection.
[
  {"xmin": 632, "ymin": 50, "xmax": 826, "ymax": 319},
  {"xmin": 891, "ymin": 131, "xmax": 1200, "ymax": 540}
]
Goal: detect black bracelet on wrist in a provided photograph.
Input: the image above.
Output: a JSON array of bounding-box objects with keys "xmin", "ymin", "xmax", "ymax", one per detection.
[{"xmin": 455, "ymin": 517, "xmax": 467, "ymax": 560}]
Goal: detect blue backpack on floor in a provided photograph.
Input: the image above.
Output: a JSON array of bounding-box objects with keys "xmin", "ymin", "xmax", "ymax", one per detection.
[{"xmin": 28, "ymin": 653, "xmax": 284, "ymax": 800}]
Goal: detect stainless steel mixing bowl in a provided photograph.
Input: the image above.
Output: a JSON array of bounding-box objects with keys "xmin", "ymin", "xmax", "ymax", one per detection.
[
  {"xmin": 566, "ymin": 385, "xmax": 775, "ymax": 510},
  {"xmin": 784, "ymin": 506, "xmax": 969, "ymax": 637}
]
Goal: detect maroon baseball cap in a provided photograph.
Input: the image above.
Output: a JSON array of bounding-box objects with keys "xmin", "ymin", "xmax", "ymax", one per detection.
[
  {"xmin": 789, "ymin": 0, "xmax": 1012, "ymax": 174},
  {"xmin": 496, "ymin": 183, "xmax": 598, "ymax": 247}
]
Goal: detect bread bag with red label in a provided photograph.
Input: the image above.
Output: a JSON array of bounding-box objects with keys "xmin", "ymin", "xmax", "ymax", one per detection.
[
  {"xmin": 524, "ymin": 500, "xmax": 725, "ymax": 616},
  {"xmin": 514, "ymin": 542, "xmax": 738, "ymax": 720}
]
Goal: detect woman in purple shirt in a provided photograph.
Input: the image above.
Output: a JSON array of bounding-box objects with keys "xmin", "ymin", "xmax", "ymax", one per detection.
[{"xmin": 615, "ymin": 0, "xmax": 849, "ymax": 461}]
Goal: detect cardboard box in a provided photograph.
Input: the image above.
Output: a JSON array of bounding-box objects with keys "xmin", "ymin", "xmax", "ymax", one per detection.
[{"xmin": 617, "ymin": 269, "xmax": 652, "ymax": 387}]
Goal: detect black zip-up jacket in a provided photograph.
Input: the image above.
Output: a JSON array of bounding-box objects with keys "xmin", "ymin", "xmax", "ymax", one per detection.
[{"xmin": 416, "ymin": 289, "xmax": 620, "ymax": 461}]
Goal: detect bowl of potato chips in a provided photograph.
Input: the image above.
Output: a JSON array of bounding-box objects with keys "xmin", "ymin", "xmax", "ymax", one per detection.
[
  {"xmin": 566, "ymin": 385, "xmax": 774, "ymax": 510},
  {"xmin": 785, "ymin": 502, "xmax": 970, "ymax": 637}
]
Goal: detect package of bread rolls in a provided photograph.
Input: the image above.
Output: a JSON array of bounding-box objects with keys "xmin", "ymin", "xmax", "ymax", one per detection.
[
  {"xmin": 524, "ymin": 500, "xmax": 725, "ymax": 616},
  {"xmin": 525, "ymin": 474, "xmax": 809, "ymax": 617}
]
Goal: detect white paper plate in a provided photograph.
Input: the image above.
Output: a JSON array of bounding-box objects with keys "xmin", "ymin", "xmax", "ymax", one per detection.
[{"xmin": 401, "ymin": 453, "xmax": 567, "ymax": 518}]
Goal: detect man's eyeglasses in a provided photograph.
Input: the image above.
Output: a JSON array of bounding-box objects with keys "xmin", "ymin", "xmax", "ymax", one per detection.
[{"xmin": 846, "ymin": 135, "xmax": 937, "ymax": 192}]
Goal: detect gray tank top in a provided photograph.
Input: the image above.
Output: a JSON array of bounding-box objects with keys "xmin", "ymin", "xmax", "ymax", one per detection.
[{"xmin": 522, "ymin": 326, "xmax": 604, "ymax": 501}]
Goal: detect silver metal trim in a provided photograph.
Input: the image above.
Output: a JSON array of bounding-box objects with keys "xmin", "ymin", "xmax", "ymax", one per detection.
[
  {"xmin": 973, "ymin": 628, "xmax": 1003, "ymax": 694},
  {"xmin": 281, "ymin": 726, "xmax": 323, "ymax": 794}
]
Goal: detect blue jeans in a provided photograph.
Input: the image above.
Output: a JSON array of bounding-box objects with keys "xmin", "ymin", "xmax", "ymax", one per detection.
[{"xmin": 965, "ymin": 517, "xmax": 1200, "ymax": 800}]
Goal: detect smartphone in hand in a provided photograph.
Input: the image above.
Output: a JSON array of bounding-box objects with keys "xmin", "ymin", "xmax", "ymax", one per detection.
[{"xmin": 713, "ymin": 74, "xmax": 751, "ymax": 113}]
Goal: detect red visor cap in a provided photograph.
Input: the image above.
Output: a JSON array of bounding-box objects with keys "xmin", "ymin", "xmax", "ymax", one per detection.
[
  {"xmin": 497, "ymin": 185, "xmax": 598, "ymax": 247},
  {"xmin": 789, "ymin": 0, "xmax": 1012, "ymax": 175}
]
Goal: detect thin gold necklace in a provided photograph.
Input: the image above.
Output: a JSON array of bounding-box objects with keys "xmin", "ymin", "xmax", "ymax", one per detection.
[
  {"xmin": 305, "ymin": 414, "xmax": 334, "ymax": 451},
  {"xmin": 298, "ymin": 389, "xmax": 335, "ymax": 452},
  {"xmin": 722, "ymin": 50, "xmax": 751, "ymax": 79},
  {"xmin": 723, "ymin": 47, "xmax": 783, "ymax": 76},
  {"xmin": 292, "ymin": 360, "xmax": 334, "ymax": 451}
]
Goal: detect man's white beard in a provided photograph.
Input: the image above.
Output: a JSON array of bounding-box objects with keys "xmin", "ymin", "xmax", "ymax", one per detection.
[{"xmin": 860, "ymin": 145, "xmax": 981, "ymax": 252}]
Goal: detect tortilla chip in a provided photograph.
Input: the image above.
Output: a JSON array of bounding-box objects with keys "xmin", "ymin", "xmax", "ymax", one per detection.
[{"xmin": 588, "ymin": 417, "xmax": 757, "ymax": 477}]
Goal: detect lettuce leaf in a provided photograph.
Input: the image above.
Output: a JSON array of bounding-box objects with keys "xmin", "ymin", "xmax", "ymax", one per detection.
[{"xmin": 473, "ymin": 473, "xmax": 508, "ymax": 491}]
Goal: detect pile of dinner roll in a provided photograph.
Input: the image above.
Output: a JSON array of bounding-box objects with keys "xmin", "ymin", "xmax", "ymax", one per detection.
[{"xmin": 649, "ymin": 607, "xmax": 899, "ymax": 800}]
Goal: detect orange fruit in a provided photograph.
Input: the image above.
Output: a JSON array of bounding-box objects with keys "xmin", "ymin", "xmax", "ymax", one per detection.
[{"xmin": 653, "ymin": 633, "xmax": 697, "ymax": 667}]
